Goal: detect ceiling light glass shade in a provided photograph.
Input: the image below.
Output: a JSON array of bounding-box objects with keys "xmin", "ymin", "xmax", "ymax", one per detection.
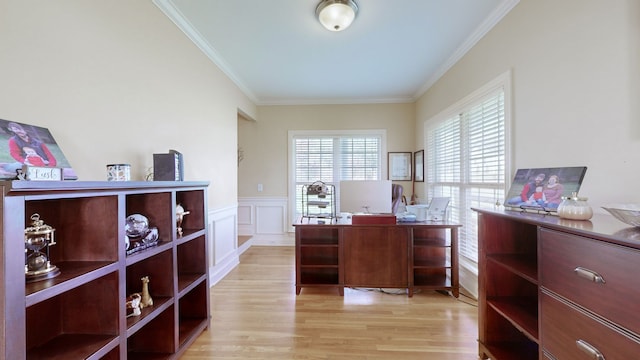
[{"xmin": 316, "ymin": 0, "xmax": 358, "ymax": 32}]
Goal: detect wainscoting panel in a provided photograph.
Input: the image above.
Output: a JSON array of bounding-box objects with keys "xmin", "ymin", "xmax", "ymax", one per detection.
[
  {"xmin": 256, "ymin": 205, "xmax": 285, "ymax": 234},
  {"xmin": 208, "ymin": 205, "xmax": 239, "ymax": 286},
  {"xmin": 238, "ymin": 197, "xmax": 293, "ymax": 246},
  {"xmin": 237, "ymin": 204, "xmax": 252, "ymax": 225}
]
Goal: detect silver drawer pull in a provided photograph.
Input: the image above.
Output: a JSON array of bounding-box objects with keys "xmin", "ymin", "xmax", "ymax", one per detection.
[
  {"xmin": 576, "ymin": 339, "xmax": 605, "ymax": 360},
  {"xmin": 574, "ymin": 267, "xmax": 606, "ymax": 284}
]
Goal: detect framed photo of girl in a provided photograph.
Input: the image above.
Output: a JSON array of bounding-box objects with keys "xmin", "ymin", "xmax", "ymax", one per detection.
[{"xmin": 0, "ymin": 119, "xmax": 77, "ymax": 180}]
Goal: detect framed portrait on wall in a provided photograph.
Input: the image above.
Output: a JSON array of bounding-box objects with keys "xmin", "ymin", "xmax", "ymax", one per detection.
[
  {"xmin": 0, "ymin": 119, "xmax": 77, "ymax": 180},
  {"xmin": 414, "ymin": 150, "xmax": 424, "ymax": 182},
  {"xmin": 388, "ymin": 152, "xmax": 412, "ymax": 181}
]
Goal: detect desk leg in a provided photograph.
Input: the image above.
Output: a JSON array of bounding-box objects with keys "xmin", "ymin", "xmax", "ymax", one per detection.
[{"xmin": 451, "ymin": 227, "xmax": 459, "ymax": 298}]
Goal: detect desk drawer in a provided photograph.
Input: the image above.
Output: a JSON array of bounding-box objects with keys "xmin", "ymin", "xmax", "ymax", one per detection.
[
  {"xmin": 539, "ymin": 228, "xmax": 640, "ymax": 335},
  {"xmin": 541, "ymin": 293, "xmax": 640, "ymax": 359}
]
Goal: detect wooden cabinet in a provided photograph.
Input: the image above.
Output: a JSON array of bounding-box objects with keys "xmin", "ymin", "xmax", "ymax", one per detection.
[
  {"xmin": 477, "ymin": 211, "xmax": 538, "ymax": 360},
  {"xmin": 295, "ymin": 225, "xmax": 341, "ymax": 295},
  {"xmin": 410, "ymin": 226, "xmax": 459, "ymax": 297},
  {"xmin": 475, "ymin": 208, "xmax": 640, "ymax": 360},
  {"xmin": 539, "ymin": 228, "xmax": 640, "ymax": 360},
  {"xmin": 540, "ymin": 292, "xmax": 640, "ymax": 359},
  {"xmin": 294, "ymin": 222, "xmax": 460, "ymax": 297},
  {"xmin": 342, "ymin": 226, "xmax": 409, "ymax": 288},
  {"xmin": 0, "ymin": 181, "xmax": 209, "ymax": 359}
]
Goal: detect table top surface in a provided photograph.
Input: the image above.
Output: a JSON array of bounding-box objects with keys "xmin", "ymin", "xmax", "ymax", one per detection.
[
  {"xmin": 295, "ymin": 217, "xmax": 461, "ymax": 228},
  {"xmin": 473, "ymin": 206, "xmax": 640, "ymax": 249}
]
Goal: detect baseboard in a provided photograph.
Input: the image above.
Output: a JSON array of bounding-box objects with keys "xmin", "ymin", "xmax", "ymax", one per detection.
[
  {"xmin": 238, "ymin": 236, "xmax": 253, "ymax": 255},
  {"xmin": 251, "ymin": 233, "xmax": 294, "ymax": 246},
  {"xmin": 209, "ymin": 253, "xmax": 239, "ymax": 286}
]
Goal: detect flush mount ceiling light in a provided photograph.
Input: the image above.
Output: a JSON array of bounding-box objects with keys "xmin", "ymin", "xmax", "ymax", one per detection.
[{"xmin": 316, "ymin": 0, "xmax": 358, "ymax": 32}]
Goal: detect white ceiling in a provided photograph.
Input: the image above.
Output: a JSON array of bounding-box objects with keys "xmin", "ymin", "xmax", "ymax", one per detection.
[{"xmin": 154, "ymin": 0, "xmax": 518, "ymax": 105}]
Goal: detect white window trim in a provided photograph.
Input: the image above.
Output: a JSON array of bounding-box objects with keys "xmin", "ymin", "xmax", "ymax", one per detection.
[
  {"xmin": 422, "ymin": 70, "xmax": 512, "ymax": 276},
  {"xmin": 287, "ymin": 129, "xmax": 388, "ymax": 230}
]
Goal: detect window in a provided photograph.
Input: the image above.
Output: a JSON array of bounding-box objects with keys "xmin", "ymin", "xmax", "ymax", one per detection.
[
  {"xmin": 425, "ymin": 72, "xmax": 510, "ymax": 272},
  {"xmin": 289, "ymin": 130, "xmax": 386, "ymax": 224}
]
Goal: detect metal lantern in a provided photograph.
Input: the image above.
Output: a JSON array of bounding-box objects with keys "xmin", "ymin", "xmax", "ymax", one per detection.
[{"xmin": 24, "ymin": 213, "xmax": 60, "ymax": 282}]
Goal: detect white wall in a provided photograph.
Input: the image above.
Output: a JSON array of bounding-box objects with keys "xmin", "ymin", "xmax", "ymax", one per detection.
[
  {"xmin": 239, "ymin": 103, "xmax": 416, "ymax": 198},
  {"xmin": 238, "ymin": 103, "xmax": 416, "ymax": 239},
  {"xmin": 416, "ymin": 0, "xmax": 640, "ymax": 208},
  {"xmin": 0, "ymin": 0, "xmax": 255, "ymax": 206},
  {"xmin": 0, "ymin": 0, "xmax": 256, "ymax": 282}
]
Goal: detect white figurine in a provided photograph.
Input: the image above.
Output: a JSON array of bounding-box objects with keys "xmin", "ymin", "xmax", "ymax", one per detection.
[{"xmin": 126, "ymin": 293, "xmax": 142, "ymax": 317}]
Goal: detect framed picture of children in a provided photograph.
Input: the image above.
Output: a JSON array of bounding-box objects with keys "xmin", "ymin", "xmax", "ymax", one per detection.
[
  {"xmin": 504, "ymin": 166, "xmax": 587, "ymax": 212},
  {"xmin": 0, "ymin": 119, "xmax": 77, "ymax": 180}
]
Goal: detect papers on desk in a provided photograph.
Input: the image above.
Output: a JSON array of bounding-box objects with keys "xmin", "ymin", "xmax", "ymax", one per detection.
[
  {"xmin": 307, "ymin": 200, "xmax": 330, "ymax": 207},
  {"xmin": 396, "ymin": 213, "xmax": 418, "ymax": 222},
  {"xmin": 404, "ymin": 197, "xmax": 450, "ymax": 222}
]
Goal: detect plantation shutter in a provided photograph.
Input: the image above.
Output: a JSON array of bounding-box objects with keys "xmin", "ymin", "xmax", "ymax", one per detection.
[
  {"xmin": 427, "ymin": 89, "xmax": 505, "ymax": 268},
  {"xmin": 293, "ymin": 133, "xmax": 382, "ymax": 218}
]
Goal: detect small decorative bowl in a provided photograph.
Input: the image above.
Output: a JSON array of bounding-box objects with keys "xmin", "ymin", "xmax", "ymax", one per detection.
[{"xmin": 602, "ymin": 204, "xmax": 640, "ymax": 227}]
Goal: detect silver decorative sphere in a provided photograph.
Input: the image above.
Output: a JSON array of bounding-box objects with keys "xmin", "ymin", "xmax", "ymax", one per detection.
[{"xmin": 125, "ymin": 214, "xmax": 149, "ymax": 237}]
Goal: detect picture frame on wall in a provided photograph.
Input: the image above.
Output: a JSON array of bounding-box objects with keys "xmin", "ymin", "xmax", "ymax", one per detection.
[
  {"xmin": 388, "ymin": 152, "xmax": 412, "ymax": 181},
  {"xmin": 414, "ymin": 150, "xmax": 424, "ymax": 182},
  {"xmin": 0, "ymin": 119, "xmax": 77, "ymax": 180}
]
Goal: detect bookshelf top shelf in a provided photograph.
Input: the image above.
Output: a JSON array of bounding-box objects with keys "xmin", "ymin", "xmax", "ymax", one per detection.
[{"xmin": 2, "ymin": 180, "xmax": 210, "ymax": 195}]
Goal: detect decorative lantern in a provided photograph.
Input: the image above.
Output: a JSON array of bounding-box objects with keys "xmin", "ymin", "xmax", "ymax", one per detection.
[{"xmin": 24, "ymin": 213, "xmax": 60, "ymax": 282}]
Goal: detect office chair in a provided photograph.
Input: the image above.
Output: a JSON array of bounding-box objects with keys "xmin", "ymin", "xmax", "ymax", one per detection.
[{"xmin": 391, "ymin": 184, "xmax": 406, "ymax": 214}]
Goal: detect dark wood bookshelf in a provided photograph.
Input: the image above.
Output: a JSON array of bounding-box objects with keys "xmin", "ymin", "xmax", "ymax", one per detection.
[{"xmin": 0, "ymin": 181, "xmax": 210, "ymax": 359}]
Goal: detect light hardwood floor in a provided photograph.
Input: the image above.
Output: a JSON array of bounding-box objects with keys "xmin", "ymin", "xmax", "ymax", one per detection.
[{"xmin": 181, "ymin": 246, "xmax": 479, "ymax": 359}]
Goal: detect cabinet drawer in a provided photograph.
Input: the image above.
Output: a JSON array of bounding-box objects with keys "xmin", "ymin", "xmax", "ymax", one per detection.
[
  {"xmin": 539, "ymin": 228, "xmax": 640, "ymax": 335},
  {"xmin": 541, "ymin": 293, "xmax": 640, "ymax": 359}
]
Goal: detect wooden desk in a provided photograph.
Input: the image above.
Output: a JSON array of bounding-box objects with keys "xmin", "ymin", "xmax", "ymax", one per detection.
[{"xmin": 294, "ymin": 221, "xmax": 461, "ymax": 297}]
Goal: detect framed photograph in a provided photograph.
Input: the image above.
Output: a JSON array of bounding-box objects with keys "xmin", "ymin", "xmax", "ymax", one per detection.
[
  {"xmin": 504, "ymin": 166, "xmax": 587, "ymax": 213},
  {"xmin": 413, "ymin": 150, "xmax": 424, "ymax": 182},
  {"xmin": 0, "ymin": 119, "xmax": 77, "ymax": 180},
  {"xmin": 388, "ymin": 152, "xmax": 412, "ymax": 181}
]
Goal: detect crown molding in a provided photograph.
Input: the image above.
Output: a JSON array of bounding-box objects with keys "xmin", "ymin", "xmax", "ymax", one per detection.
[
  {"xmin": 152, "ymin": 0, "xmax": 259, "ymax": 103},
  {"xmin": 255, "ymin": 96, "xmax": 415, "ymax": 106},
  {"xmin": 414, "ymin": 0, "xmax": 520, "ymax": 99}
]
